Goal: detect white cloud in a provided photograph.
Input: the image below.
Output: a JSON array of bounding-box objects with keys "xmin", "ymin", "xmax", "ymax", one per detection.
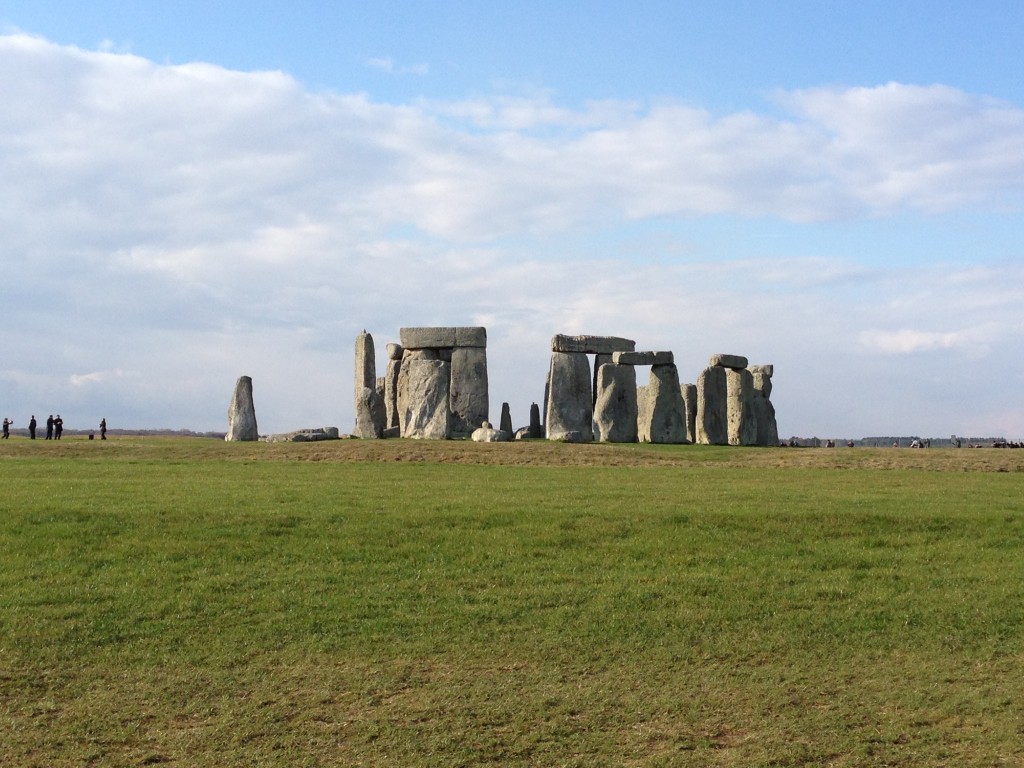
[{"xmin": 2, "ymin": 33, "xmax": 1024, "ymax": 437}]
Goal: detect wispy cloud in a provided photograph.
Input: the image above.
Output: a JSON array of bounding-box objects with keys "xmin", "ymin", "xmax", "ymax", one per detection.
[
  {"xmin": 2, "ymin": 33, "xmax": 1023, "ymax": 436},
  {"xmin": 367, "ymin": 56, "xmax": 429, "ymax": 76}
]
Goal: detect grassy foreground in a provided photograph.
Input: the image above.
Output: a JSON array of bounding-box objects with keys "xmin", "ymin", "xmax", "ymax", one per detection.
[{"xmin": 1, "ymin": 438, "xmax": 1023, "ymax": 767}]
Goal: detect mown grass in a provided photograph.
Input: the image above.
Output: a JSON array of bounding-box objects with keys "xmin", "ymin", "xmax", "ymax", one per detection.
[{"xmin": 1, "ymin": 437, "xmax": 1023, "ymax": 766}]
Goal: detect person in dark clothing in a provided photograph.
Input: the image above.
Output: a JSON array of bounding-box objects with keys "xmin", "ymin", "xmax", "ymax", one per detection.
[
  {"xmin": 46, "ymin": 415, "xmax": 54, "ymax": 440},
  {"xmin": 2, "ymin": 418, "xmax": 10, "ymax": 439},
  {"xmin": 29, "ymin": 415, "xmax": 37, "ymax": 439},
  {"xmin": 100, "ymin": 418, "xmax": 107, "ymax": 440},
  {"xmin": 54, "ymin": 415, "xmax": 63, "ymax": 440}
]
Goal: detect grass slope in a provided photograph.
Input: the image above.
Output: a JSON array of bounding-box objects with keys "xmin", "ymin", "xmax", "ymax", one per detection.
[{"xmin": 1, "ymin": 438, "xmax": 1023, "ymax": 766}]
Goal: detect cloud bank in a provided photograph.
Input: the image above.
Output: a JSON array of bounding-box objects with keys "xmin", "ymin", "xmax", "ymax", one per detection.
[{"xmin": 2, "ymin": 33, "xmax": 1023, "ymax": 438}]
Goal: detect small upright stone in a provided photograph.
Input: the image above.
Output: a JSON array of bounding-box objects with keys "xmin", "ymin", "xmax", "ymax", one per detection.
[
  {"xmin": 226, "ymin": 375, "xmax": 258, "ymax": 441},
  {"xmin": 499, "ymin": 402, "xmax": 513, "ymax": 435},
  {"xmin": 528, "ymin": 402, "xmax": 543, "ymax": 438}
]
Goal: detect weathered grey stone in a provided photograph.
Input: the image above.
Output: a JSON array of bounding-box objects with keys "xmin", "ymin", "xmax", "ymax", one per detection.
[
  {"xmin": 386, "ymin": 343, "xmax": 404, "ymax": 361},
  {"xmin": 556, "ymin": 430, "xmax": 586, "ymax": 443},
  {"xmin": 696, "ymin": 366, "xmax": 728, "ymax": 445},
  {"xmin": 592, "ymin": 353, "xmax": 612, "ymax": 406},
  {"xmin": 354, "ymin": 386, "xmax": 386, "ymax": 439},
  {"xmin": 726, "ymin": 368, "xmax": 757, "ymax": 446},
  {"xmin": 545, "ymin": 351, "xmax": 593, "ymax": 441},
  {"xmin": 709, "ymin": 353, "xmax": 749, "ymax": 370},
  {"xmin": 636, "ymin": 384, "xmax": 651, "ymax": 442},
  {"xmin": 399, "ymin": 326, "xmax": 487, "ymax": 349},
  {"xmin": 594, "ymin": 363, "xmax": 638, "ymax": 443},
  {"xmin": 226, "ymin": 375, "xmax": 259, "ymax": 441},
  {"xmin": 647, "ymin": 364, "xmax": 687, "ymax": 443},
  {"xmin": 681, "ymin": 383, "xmax": 697, "ymax": 444},
  {"xmin": 499, "ymin": 402, "xmax": 513, "ymax": 435},
  {"xmin": 449, "ymin": 347, "xmax": 488, "ymax": 437},
  {"xmin": 551, "ymin": 334, "xmax": 636, "ymax": 354},
  {"xmin": 403, "ymin": 359, "xmax": 450, "ymax": 439},
  {"xmin": 748, "ymin": 364, "xmax": 773, "ymax": 378},
  {"xmin": 264, "ymin": 427, "xmax": 340, "ymax": 443},
  {"xmin": 612, "ymin": 351, "xmax": 674, "ymax": 366},
  {"xmin": 471, "ymin": 421, "xmax": 511, "ymax": 442},
  {"xmin": 528, "ymin": 402, "xmax": 543, "ymax": 438},
  {"xmin": 751, "ymin": 369, "xmax": 779, "ymax": 446},
  {"xmin": 355, "ymin": 331, "xmax": 376, "ymax": 391},
  {"xmin": 385, "ymin": 356, "xmax": 402, "ymax": 429},
  {"xmin": 397, "ymin": 349, "xmax": 438, "ymax": 436}
]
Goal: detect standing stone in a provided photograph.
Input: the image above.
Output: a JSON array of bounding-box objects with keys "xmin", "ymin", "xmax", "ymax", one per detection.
[
  {"xmin": 726, "ymin": 368, "xmax": 757, "ymax": 446},
  {"xmin": 681, "ymin": 383, "xmax": 697, "ymax": 444},
  {"xmin": 353, "ymin": 331, "xmax": 382, "ymax": 438},
  {"xmin": 225, "ymin": 375, "xmax": 258, "ymax": 441},
  {"xmin": 647, "ymin": 364, "xmax": 687, "ymax": 443},
  {"xmin": 403, "ymin": 359, "xmax": 451, "ymax": 439},
  {"xmin": 385, "ymin": 355, "xmax": 402, "ymax": 430},
  {"xmin": 592, "ymin": 353, "xmax": 612, "ymax": 405},
  {"xmin": 397, "ymin": 349, "xmax": 439, "ymax": 436},
  {"xmin": 751, "ymin": 367, "xmax": 779, "ymax": 446},
  {"xmin": 594, "ymin": 363, "xmax": 638, "ymax": 443},
  {"xmin": 449, "ymin": 347, "xmax": 488, "ymax": 437},
  {"xmin": 546, "ymin": 351, "xmax": 593, "ymax": 441},
  {"xmin": 528, "ymin": 402, "xmax": 543, "ymax": 438},
  {"xmin": 499, "ymin": 402, "xmax": 513, "ymax": 435},
  {"xmin": 696, "ymin": 366, "xmax": 728, "ymax": 445},
  {"xmin": 636, "ymin": 384, "xmax": 651, "ymax": 442}
]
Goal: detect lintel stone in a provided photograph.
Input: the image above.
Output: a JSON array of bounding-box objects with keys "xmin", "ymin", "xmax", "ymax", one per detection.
[
  {"xmin": 400, "ymin": 326, "xmax": 486, "ymax": 349},
  {"xmin": 551, "ymin": 334, "xmax": 636, "ymax": 354},
  {"xmin": 709, "ymin": 353, "xmax": 749, "ymax": 370},
  {"xmin": 612, "ymin": 350, "xmax": 674, "ymax": 366}
]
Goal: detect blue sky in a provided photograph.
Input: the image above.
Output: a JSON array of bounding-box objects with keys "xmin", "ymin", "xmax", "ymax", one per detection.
[{"xmin": 2, "ymin": 2, "xmax": 1023, "ymax": 438}]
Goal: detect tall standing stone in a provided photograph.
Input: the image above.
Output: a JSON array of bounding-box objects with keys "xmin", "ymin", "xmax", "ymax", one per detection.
[
  {"xmin": 647, "ymin": 364, "xmax": 687, "ymax": 443},
  {"xmin": 636, "ymin": 384, "xmax": 651, "ymax": 442},
  {"xmin": 449, "ymin": 347, "xmax": 489, "ymax": 437},
  {"xmin": 354, "ymin": 331, "xmax": 384, "ymax": 438},
  {"xmin": 397, "ymin": 349, "xmax": 438, "ymax": 436},
  {"xmin": 696, "ymin": 366, "xmax": 728, "ymax": 445},
  {"xmin": 681, "ymin": 383, "xmax": 697, "ymax": 444},
  {"xmin": 546, "ymin": 351, "xmax": 593, "ymax": 441},
  {"xmin": 403, "ymin": 359, "xmax": 451, "ymax": 439},
  {"xmin": 226, "ymin": 375, "xmax": 258, "ymax": 441},
  {"xmin": 384, "ymin": 343, "xmax": 403, "ymax": 430},
  {"xmin": 726, "ymin": 368, "xmax": 757, "ymax": 446},
  {"xmin": 750, "ymin": 366, "xmax": 779, "ymax": 446},
  {"xmin": 594, "ymin": 363, "xmax": 638, "ymax": 443}
]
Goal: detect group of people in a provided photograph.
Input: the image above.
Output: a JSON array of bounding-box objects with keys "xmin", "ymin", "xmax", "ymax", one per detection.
[{"xmin": 1, "ymin": 416, "xmax": 107, "ymax": 440}]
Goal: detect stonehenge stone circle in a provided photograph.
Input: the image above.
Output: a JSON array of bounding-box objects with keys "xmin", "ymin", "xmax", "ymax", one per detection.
[
  {"xmin": 595, "ymin": 363, "xmax": 639, "ymax": 443},
  {"xmin": 226, "ymin": 375, "xmax": 259, "ymax": 441}
]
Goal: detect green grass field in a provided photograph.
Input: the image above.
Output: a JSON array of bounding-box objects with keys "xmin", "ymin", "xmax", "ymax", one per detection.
[{"xmin": 1, "ymin": 437, "xmax": 1023, "ymax": 766}]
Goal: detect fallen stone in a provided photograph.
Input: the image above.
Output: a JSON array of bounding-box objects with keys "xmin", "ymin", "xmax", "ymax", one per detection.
[
  {"xmin": 471, "ymin": 421, "xmax": 511, "ymax": 442},
  {"xmin": 594, "ymin": 363, "xmax": 638, "ymax": 442},
  {"xmin": 264, "ymin": 427, "xmax": 340, "ymax": 443},
  {"xmin": 612, "ymin": 350, "xmax": 674, "ymax": 366},
  {"xmin": 709, "ymin": 353, "xmax": 749, "ymax": 370},
  {"xmin": 551, "ymin": 334, "xmax": 636, "ymax": 354},
  {"xmin": 545, "ymin": 351, "xmax": 594, "ymax": 441},
  {"xmin": 226, "ymin": 375, "xmax": 259, "ymax": 441}
]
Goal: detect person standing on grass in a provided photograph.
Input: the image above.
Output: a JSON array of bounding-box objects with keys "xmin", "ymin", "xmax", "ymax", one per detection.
[
  {"xmin": 29, "ymin": 415, "xmax": 37, "ymax": 439},
  {"xmin": 100, "ymin": 418, "xmax": 107, "ymax": 440},
  {"xmin": 46, "ymin": 414, "xmax": 54, "ymax": 440},
  {"xmin": 2, "ymin": 418, "xmax": 10, "ymax": 439},
  {"xmin": 54, "ymin": 414, "xmax": 63, "ymax": 440}
]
